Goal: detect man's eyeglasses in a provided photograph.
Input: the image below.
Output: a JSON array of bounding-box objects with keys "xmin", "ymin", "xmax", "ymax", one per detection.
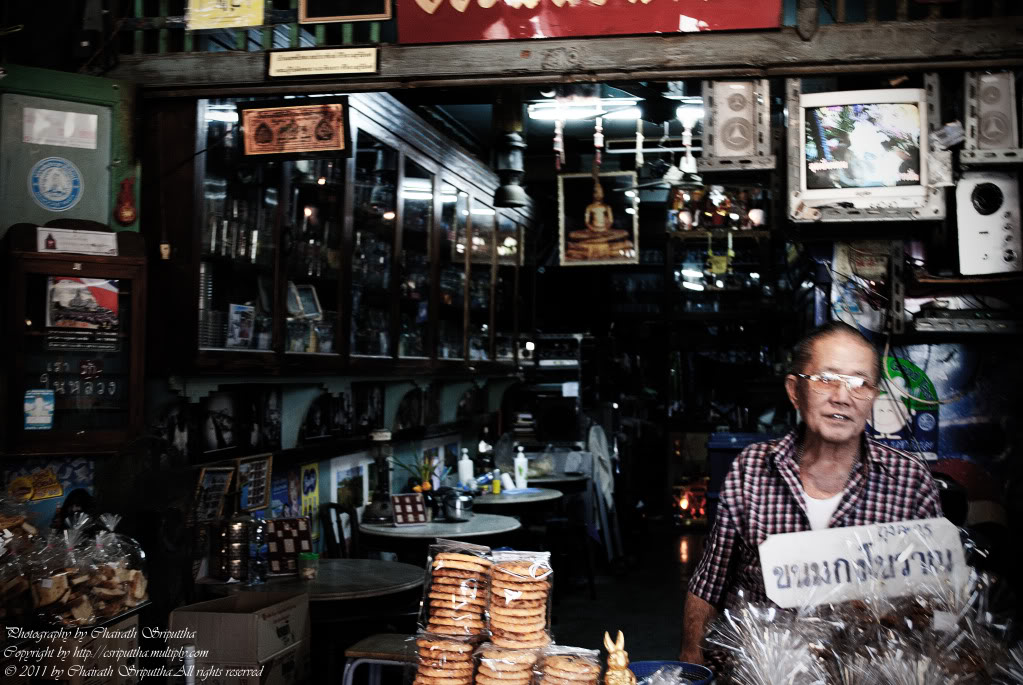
[{"xmin": 793, "ymin": 372, "xmax": 878, "ymax": 400}]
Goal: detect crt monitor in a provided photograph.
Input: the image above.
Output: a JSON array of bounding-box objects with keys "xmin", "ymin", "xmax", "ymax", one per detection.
[{"xmin": 799, "ymin": 88, "xmax": 928, "ymax": 209}]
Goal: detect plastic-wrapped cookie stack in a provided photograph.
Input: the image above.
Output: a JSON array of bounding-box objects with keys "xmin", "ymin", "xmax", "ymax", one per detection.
[
  {"xmin": 412, "ymin": 541, "xmax": 493, "ymax": 685},
  {"xmin": 424, "ymin": 547, "xmax": 491, "ymax": 637},
  {"xmin": 414, "ymin": 635, "xmax": 476, "ymax": 685},
  {"xmin": 476, "ymin": 647, "xmax": 539, "ymax": 685},
  {"xmin": 536, "ymin": 649, "xmax": 602, "ymax": 685},
  {"xmin": 487, "ymin": 552, "xmax": 553, "ymax": 650}
]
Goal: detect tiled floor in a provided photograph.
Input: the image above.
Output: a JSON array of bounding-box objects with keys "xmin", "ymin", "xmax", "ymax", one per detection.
[{"xmin": 550, "ymin": 522, "xmax": 707, "ymax": 663}]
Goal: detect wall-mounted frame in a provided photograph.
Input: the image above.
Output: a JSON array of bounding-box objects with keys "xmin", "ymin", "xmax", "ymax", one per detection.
[
  {"xmin": 295, "ymin": 284, "xmax": 323, "ymax": 320},
  {"xmin": 559, "ymin": 171, "xmax": 639, "ymax": 266},
  {"xmin": 286, "ymin": 281, "xmax": 304, "ymax": 317},
  {"xmin": 237, "ymin": 453, "xmax": 273, "ymax": 511},
  {"xmin": 299, "ymin": 0, "xmax": 392, "ymax": 23},
  {"xmin": 193, "ymin": 466, "xmax": 235, "ymax": 522},
  {"xmin": 237, "ymin": 97, "xmax": 352, "ymax": 160}
]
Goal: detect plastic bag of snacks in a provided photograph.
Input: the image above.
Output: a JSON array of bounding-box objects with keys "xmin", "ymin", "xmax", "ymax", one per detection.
[
  {"xmin": 534, "ymin": 646, "xmax": 602, "ymax": 685},
  {"xmin": 487, "ymin": 551, "xmax": 553, "ymax": 649},
  {"xmin": 28, "ymin": 521, "xmax": 100, "ymax": 626},
  {"xmin": 638, "ymin": 665, "xmax": 694, "ymax": 685},
  {"xmin": 0, "ymin": 496, "xmax": 39, "ymax": 540},
  {"xmin": 0, "ymin": 537, "xmax": 33, "ymax": 627},
  {"xmin": 474, "ymin": 644, "xmax": 541, "ymax": 684},
  {"xmin": 420, "ymin": 539, "xmax": 491, "ymax": 638},
  {"xmin": 410, "ymin": 633, "xmax": 478, "ymax": 685},
  {"xmin": 93, "ymin": 513, "xmax": 148, "ymax": 610}
]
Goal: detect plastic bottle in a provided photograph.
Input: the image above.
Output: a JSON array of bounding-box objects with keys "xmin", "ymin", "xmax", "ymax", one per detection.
[
  {"xmin": 492, "ymin": 469, "xmax": 502, "ymax": 494},
  {"xmin": 458, "ymin": 448, "xmax": 475, "ymax": 487},
  {"xmin": 514, "ymin": 446, "xmax": 528, "ymax": 490}
]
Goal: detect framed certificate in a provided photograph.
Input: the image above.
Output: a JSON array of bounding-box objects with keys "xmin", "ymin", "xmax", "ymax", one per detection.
[
  {"xmin": 194, "ymin": 466, "xmax": 235, "ymax": 522},
  {"xmin": 237, "ymin": 453, "xmax": 273, "ymax": 511}
]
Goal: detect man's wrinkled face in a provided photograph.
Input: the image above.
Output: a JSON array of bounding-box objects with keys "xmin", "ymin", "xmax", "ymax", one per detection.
[{"xmin": 785, "ymin": 333, "xmax": 879, "ymax": 448}]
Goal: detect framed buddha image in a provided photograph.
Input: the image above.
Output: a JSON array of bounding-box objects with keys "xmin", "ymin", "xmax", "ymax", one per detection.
[{"xmin": 558, "ymin": 171, "xmax": 639, "ymax": 266}]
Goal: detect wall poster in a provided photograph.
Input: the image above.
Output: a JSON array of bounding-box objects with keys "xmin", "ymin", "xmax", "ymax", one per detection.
[{"xmin": 45, "ymin": 277, "xmax": 120, "ymax": 351}]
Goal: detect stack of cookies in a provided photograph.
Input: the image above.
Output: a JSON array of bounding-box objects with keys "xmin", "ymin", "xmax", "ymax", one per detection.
[
  {"xmin": 414, "ymin": 636, "xmax": 476, "ymax": 685},
  {"xmin": 425, "ymin": 552, "xmax": 491, "ymax": 637},
  {"xmin": 475, "ymin": 647, "xmax": 539, "ymax": 685},
  {"xmin": 536, "ymin": 653, "xmax": 602, "ymax": 685},
  {"xmin": 487, "ymin": 560, "xmax": 552, "ymax": 650}
]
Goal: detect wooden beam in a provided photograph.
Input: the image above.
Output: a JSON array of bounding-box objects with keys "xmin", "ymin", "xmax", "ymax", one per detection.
[{"xmin": 110, "ymin": 19, "xmax": 1023, "ymax": 92}]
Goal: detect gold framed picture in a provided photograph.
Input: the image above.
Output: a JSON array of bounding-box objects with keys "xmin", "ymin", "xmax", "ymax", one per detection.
[{"xmin": 558, "ymin": 171, "xmax": 639, "ymax": 266}]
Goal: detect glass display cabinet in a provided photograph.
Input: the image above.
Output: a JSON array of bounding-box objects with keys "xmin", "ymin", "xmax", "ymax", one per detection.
[
  {"xmin": 145, "ymin": 92, "xmax": 532, "ymax": 374},
  {"xmin": 2, "ymin": 226, "xmax": 146, "ymax": 454}
]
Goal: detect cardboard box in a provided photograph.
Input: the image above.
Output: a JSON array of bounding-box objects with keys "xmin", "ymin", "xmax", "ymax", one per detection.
[
  {"xmin": 168, "ymin": 592, "xmax": 309, "ymax": 665},
  {"xmin": 200, "ymin": 639, "xmax": 310, "ymax": 685}
]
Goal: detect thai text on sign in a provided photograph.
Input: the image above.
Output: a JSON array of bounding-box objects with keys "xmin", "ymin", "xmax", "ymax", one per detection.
[{"xmin": 758, "ymin": 517, "xmax": 967, "ymax": 609}]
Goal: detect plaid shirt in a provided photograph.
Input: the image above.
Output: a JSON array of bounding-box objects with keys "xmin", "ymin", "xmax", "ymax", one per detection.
[{"xmin": 688, "ymin": 428, "xmax": 943, "ymax": 608}]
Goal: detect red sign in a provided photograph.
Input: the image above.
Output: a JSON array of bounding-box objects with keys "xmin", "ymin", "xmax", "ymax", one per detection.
[{"xmin": 398, "ymin": 0, "xmax": 782, "ymax": 44}]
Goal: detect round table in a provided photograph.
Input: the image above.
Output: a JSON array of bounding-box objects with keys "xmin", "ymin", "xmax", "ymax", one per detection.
[
  {"xmin": 530, "ymin": 474, "xmax": 589, "ymax": 486},
  {"xmin": 213, "ymin": 558, "xmax": 424, "ymax": 601},
  {"xmin": 475, "ymin": 488, "xmax": 563, "ymax": 506},
  {"xmin": 360, "ymin": 512, "xmax": 521, "ymax": 539}
]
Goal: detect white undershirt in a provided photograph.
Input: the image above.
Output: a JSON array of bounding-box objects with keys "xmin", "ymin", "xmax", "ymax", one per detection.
[{"xmin": 803, "ymin": 490, "xmax": 844, "ymax": 530}]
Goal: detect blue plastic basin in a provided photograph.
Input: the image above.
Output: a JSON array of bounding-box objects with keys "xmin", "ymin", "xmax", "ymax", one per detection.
[{"xmin": 628, "ymin": 660, "xmax": 714, "ymax": 684}]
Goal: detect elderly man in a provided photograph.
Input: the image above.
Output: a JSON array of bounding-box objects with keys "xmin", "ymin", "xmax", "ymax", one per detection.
[{"xmin": 679, "ymin": 321, "xmax": 942, "ymax": 665}]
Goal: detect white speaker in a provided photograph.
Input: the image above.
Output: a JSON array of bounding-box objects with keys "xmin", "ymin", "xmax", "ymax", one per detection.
[
  {"xmin": 711, "ymin": 81, "xmax": 756, "ymax": 158},
  {"xmin": 956, "ymin": 170, "xmax": 1021, "ymax": 275},
  {"xmin": 973, "ymin": 72, "xmax": 1019, "ymax": 150}
]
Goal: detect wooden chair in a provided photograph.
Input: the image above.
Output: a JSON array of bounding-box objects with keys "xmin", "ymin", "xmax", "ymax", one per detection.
[{"xmin": 320, "ymin": 502, "xmax": 360, "ymax": 559}]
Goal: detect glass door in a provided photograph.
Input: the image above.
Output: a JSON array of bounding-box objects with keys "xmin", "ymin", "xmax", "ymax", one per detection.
[
  {"xmin": 437, "ymin": 183, "xmax": 467, "ymax": 360},
  {"xmin": 397, "ymin": 158, "xmax": 433, "ymax": 358},
  {"xmin": 283, "ymin": 158, "xmax": 343, "ymax": 355},
  {"xmin": 351, "ymin": 129, "xmax": 398, "ymax": 357},
  {"xmin": 468, "ymin": 200, "xmax": 495, "ymax": 361},
  {"xmin": 198, "ymin": 99, "xmax": 277, "ymax": 352},
  {"xmin": 494, "ymin": 211, "xmax": 521, "ymax": 362}
]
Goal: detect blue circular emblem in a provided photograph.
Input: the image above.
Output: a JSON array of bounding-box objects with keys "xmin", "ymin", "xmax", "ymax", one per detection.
[
  {"xmin": 916, "ymin": 412, "xmax": 936, "ymax": 432},
  {"xmin": 29, "ymin": 157, "xmax": 84, "ymax": 212}
]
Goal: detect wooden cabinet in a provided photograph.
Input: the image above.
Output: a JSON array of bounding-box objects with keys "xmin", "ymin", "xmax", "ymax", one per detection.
[
  {"xmin": 1, "ymin": 226, "xmax": 146, "ymax": 455},
  {"xmin": 144, "ymin": 93, "xmax": 532, "ymax": 375}
]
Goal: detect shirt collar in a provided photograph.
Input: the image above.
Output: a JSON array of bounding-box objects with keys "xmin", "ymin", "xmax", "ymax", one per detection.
[{"xmin": 772, "ymin": 425, "xmax": 889, "ymax": 472}]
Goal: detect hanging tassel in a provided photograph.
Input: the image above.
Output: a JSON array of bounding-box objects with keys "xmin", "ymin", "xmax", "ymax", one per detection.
[
  {"xmin": 593, "ymin": 116, "xmax": 604, "ymax": 168},
  {"xmin": 554, "ymin": 119, "xmax": 565, "ymax": 171},
  {"xmin": 635, "ymin": 119, "xmax": 644, "ymax": 168}
]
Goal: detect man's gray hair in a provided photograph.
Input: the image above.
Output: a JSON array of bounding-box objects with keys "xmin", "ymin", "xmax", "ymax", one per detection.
[{"xmin": 789, "ymin": 321, "xmax": 883, "ymax": 383}]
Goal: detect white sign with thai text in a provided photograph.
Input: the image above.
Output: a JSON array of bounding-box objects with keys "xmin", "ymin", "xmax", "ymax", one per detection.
[
  {"xmin": 37, "ymin": 227, "xmax": 118, "ymax": 256},
  {"xmin": 759, "ymin": 517, "xmax": 966, "ymax": 608},
  {"xmin": 23, "ymin": 108, "xmax": 98, "ymax": 150},
  {"xmin": 269, "ymin": 48, "xmax": 378, "ymax": 77}
]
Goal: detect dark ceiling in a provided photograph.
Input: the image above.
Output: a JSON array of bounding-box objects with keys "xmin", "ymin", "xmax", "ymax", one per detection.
[{"xmin": 391, "ymin": 82, "xmax": 699, "ymax": 170}]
